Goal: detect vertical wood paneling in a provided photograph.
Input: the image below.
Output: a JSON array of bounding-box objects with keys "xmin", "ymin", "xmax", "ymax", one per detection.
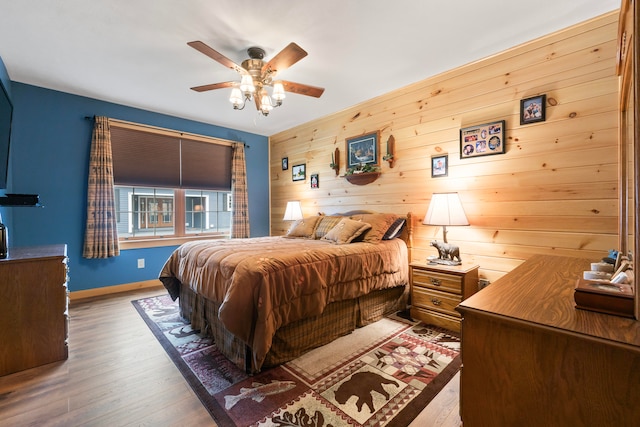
[{"xmin": 270, "ymin": 12, "xmax": 619, "ymax": 283}]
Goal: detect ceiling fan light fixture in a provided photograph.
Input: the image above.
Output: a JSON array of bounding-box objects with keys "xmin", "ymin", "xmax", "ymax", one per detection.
[
  {"xmin": 260, "ymin": 91, "xmax": 274, "ymax": 116},
  {"xmin": 272, "ymin": 81, "xmax": 286, "ymax": 106},
  {"xmin": 188, "ymin": 41, "xmax": 324, "ymax": 117},
  {"xmin": 229, "ymin": 87, "xmax": 244, "ymax": 109},
  {"xmin": 239, "ymin": 74, "xmax": 255, "ymax": 94}
]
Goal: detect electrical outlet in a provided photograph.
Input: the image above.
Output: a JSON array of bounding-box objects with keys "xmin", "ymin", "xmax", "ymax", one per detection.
[
  {"xmin": 478, "ymin": 278, "xmax": 490, "ymax": 290},
  {"xmin": 137, "ymin": 258, "xmax": 145, "ymax": 269}
]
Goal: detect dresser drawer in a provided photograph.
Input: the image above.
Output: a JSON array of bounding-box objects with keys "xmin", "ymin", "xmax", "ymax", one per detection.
[
  {"xmin": 412, "ymin": 287, "xmax": 462, "ymax": 317},
  {"xmin": 412, "ymin": 267, "xmax": 462, "ymax": 294}
]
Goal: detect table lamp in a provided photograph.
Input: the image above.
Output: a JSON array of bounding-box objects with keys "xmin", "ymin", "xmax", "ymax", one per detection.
[
  {"xmin": 283, "ymin": 200, "xmax": 303, "ymax": 221},
  {"xmin": 423, "ymin": 192, "xmax": 469, "ymax": 265}
]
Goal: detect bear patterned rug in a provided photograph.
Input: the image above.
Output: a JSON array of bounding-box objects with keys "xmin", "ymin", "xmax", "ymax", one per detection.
[{"xmin": 132, "ymin": 294, "xmax": 461, "ymax": 427}]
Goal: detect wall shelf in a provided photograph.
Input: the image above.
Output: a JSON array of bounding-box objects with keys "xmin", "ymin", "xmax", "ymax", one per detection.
[{"xmin": 343, "ymin": 172, "xmax": 381, "ymax": 185}]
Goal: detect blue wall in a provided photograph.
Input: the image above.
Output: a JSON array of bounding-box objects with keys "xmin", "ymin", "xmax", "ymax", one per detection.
[
  {"xmin": 8, "ymin": 82, "xmax": 269, "ymax": 291},
  {"xmin": 0, "ymin": 57, "xmax": 12, "ymax": 229}
]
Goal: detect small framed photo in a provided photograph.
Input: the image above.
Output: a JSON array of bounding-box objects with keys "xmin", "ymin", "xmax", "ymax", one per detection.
[
  {"xmin": 346, "ymin": 131, "xmax": 380, "ymax": 169},
  {"xmin": 520, "ymin": 95, "xmax": 546, "ymax": 125},
  {"xmin": 460, "ymin": 120, "xmax": 505, "ymax": 159},
  {"xmin": 431, "ymin": 155, "xmax": 448, "ymax": 178},
  {"xmin": 281, "ymin": 157, "xmax": 288, "ymax": 170},
  {"xmin": 310, "ymin": 173, "xmax": 319, "ymax": 188},
  {"xmin": 292, "ymin": 163, "xmax": 306, "ymax": 181}
]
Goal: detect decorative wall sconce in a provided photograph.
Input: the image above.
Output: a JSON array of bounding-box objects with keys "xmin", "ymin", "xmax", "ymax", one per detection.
[
  {"xmin": 330, "ymin": 148, "xmax": 340, "ymax": 175},
  {"xmin": 383, "ymin": 135, "xmax": 395, "ymax": 168}
]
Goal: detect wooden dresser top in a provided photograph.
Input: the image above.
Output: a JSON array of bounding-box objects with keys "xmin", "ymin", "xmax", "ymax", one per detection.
[
  {"xmin": 458, "ymin": 254, "xmax": 640, "ymax": 349},
  {"xmin": 0, "ymin": 244, "xmax": 67, "ymax": 263}
]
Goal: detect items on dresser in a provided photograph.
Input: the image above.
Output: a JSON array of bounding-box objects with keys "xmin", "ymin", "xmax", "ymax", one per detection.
[{"xmin": 575, "ymin": 251, "xmax": 634, "ymax": 317}]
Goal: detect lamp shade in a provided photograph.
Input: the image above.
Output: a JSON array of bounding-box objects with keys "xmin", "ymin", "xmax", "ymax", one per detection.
[
  {"xmin": 423, "ymin": 192, "xmax": 469, "ymax": 226},
  {"xmin": 229, "ymin": 87, "xmax": 243, "ymax": 107},
  {"xmin": 283, "ymin": 201, "xmax": 303, "ymax": 221},
  {"xmin": 239, "ymin": 74, "xmax": 255, "ymax": 93},
  {"xmin": 272, "ymin": 81, "xmax": 286, "ymax": 102}
]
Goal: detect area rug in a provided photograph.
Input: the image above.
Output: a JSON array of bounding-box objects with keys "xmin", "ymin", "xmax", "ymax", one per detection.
[{"xmin": 133, "ymin": 294, "xmax": 461, "ymax": 427}]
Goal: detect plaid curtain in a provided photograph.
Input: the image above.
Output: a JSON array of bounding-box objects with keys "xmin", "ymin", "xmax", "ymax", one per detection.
[
  {"xmin": 82, "ymin": 116, "xmax": 120, "ymax": 258},
  {"xmin": 231, "ymin": 142, "xmax": 250, "ymax": 238}
]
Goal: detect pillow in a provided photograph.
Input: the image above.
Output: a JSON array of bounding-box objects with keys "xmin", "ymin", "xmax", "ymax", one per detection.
[
  {"xmin": 314, "ymin": 215, "xmax": 343, "ymax": 239},
  {"xmin": 350, "ymin": 213, "xmax": 399, "ymax": 243},
  {"xmin": 285, "ymin": 216, "xmax": 322, "ymax": 238},
  {"xmin": 321, "ymin": 218, "xmax": 372, "ymax": 244},
  {"xmin": 382, "ymin": 218, "xmax": 406, "ymax": 240}
]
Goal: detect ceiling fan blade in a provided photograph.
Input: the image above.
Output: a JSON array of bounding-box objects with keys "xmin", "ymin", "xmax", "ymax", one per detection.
[
  {"xmin": 190, "ymin": 81, "xmax": 235, "ymax": 92},
  {"xmin": 280, "ymin": 81, "xmax": 325, "ymax": 98},
  {"xmin": 262, "ymin": 42, "xmax": 308, "ymax": 76},
  {"xmin": 187, "ymin": 41, "xmax": 247, "ymax": 75}
]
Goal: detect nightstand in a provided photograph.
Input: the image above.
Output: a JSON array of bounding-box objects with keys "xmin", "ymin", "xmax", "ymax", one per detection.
[{"xmin": 410, "ymin": 261, "xmax": 479, "ymax": 332}]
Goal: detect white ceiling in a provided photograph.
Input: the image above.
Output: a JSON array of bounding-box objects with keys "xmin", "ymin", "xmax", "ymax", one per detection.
[{"xmin": 0, "ymin": 0, "xmax": 620, "ymax": 137}]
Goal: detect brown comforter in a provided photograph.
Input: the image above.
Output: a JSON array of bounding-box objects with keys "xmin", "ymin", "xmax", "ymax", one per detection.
[{"xmin": 159, "ymin": 236, "xmax": 408, "ymax": 369}]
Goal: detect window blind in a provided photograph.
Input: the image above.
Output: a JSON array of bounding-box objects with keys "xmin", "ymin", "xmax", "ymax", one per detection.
[{"xmin": 110, "ymin": 124, "xmax": 232, "ymax": 190}]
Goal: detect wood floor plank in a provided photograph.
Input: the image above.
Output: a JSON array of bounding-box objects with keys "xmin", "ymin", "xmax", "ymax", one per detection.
[{"xmin": 0, "ymin": 287, "xmax": 460, "ymax": 426}]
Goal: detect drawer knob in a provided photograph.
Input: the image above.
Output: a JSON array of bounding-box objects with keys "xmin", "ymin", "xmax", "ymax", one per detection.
[
  {"xmin": 431, "ymin": 297, "xmax": 442, "ymax": 306},
  {"xmin": 430, "ymin": 278, "xmax": 441, "ymax": 286}
]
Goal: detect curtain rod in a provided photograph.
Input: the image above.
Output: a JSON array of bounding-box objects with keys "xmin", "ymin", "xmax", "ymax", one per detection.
[{"xmin": 83, "ymin": 116, "xmax": 250, "ymax": 148}]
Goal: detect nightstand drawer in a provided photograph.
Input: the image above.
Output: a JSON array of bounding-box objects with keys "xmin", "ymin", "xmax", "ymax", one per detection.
[
  {"xmin": 410, "ymin": 308, "xmax": 461, "ymax": 332},
  {"xmin": 413, "ymin": 287, "xmax": 462, "ymax": 317},
  {"xmin": 412, "ymin": 268, "xmax": 462, "ymax": 294}
]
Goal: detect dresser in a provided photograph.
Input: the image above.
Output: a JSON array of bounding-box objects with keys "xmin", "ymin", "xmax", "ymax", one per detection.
[
  {"xmin": 456, "ymin": 254, "xmax": 640, "ymax": 426},
  {"xmin": 409, "ymin": 261, "xmax": 479, "ymax": 332},
  {"xmin": 0, "ymin": 244, "xmax": 68, "ymax": 376}
]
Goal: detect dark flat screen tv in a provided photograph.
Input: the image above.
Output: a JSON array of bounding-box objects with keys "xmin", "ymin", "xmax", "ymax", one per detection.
[{"xmin": 0, "ymin": 78, "xmax": 12, "ymax": 190}]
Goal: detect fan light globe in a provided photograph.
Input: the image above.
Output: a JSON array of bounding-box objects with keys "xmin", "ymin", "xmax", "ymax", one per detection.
[
  {"xmin": 229, "ymin": 87, "xmax": 243, "ymax": 108},
  {"xmin": 272, "ymin": 82, "xmax": 286, "ymax": 103},
  {"xmin": 260, "ymin": 92, "xmax": 274, "ymax": 114},
  {"xmin": 239, "ymin": 74, "xmax": 255, "ymax": 94}
]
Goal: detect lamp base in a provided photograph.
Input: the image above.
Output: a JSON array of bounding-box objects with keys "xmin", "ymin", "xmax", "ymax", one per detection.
[
  {"xmin": 427, "ymin": 256, "xmax": 462, "ymax": 266},
  {"xmin": 428, "ymin": 240, "xmax": 463, "ymax": 265}
]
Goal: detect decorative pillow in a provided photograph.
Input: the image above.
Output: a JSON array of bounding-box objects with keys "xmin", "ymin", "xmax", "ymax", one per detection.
[
  {"xmin": 350, "ymin": 213, "xmax": 399, "ymax": 243},
  {"xmin": 321, "ymin": 218, "xmax": 372, "ymax": 244},
  {"xmin": 285, "ymin": 216, "xmax": 322, "ymax": 238},
  {"xmin": 382, "ymin": 218, "xmax": 406, "ymax": 240},
  {"xmin": 314, "ymin": 215, "xmax": 343, "ymax": 239}
]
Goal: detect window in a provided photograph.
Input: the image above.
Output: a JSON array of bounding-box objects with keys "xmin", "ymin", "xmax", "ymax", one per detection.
[
  {"xmin": 114, "ymin": 187, "xmax": 231, "ymax": 239},
  {"xmin": 109, "ymin": 120, "xmax": 235, "ymax": 244}
]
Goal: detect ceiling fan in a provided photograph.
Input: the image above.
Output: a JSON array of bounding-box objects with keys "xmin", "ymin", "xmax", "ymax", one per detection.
[{"xmin": 188, "ymin": 41, "xmax": 325, "ymax": 116}]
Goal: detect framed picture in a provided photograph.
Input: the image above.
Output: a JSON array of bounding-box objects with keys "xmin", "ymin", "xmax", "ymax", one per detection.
[
  {"xmin": 346, "ymin": 131, "xmax": 380, "ymax": 169},
  {"xmin": 520, "ymin": 95, "xmax": 546, "ymax": 125},
  {"xmin": 310, "ymin": 173, "xmax": 319, "ymax": 188},
  {"xmin": 431, "ymin": 154, "xmax": 448, "ymax": 178},
  {"xmin": 281, "ymin": 157, "xmax": 288, "ymax": 170},
  {"xmin": 292, "ymin": 163, "xmax": 306, "ymax": 181},
  {"xmin": 460, "ymin": 120, "xmax": 506, "ymax": 159}
]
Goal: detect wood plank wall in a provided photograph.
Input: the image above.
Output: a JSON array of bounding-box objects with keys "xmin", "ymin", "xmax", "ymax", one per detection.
[{"xmin": 269, "ymin": 12, "xmax": 619, "ymax": 283}]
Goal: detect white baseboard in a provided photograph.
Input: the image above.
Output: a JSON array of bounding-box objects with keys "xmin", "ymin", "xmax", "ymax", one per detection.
[{"xmin": 69, "ymin": 279, "xmax": 164, "ymax": 301}]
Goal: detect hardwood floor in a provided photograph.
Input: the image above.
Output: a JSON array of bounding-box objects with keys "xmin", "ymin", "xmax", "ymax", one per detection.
[{"xmin": 0, "ymin": 287, "xmax": 461, "ymax": 426}]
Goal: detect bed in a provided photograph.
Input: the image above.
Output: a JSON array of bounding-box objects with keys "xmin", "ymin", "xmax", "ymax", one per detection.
[{"xmin": 159, "ymin": 211, "xmax": 413, "ymax": 374}]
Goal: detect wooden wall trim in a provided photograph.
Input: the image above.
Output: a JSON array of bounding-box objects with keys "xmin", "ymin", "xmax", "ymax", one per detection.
[{"xmin": 69, "ymin": 280, "xmax": 163, "ymax": 301}]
